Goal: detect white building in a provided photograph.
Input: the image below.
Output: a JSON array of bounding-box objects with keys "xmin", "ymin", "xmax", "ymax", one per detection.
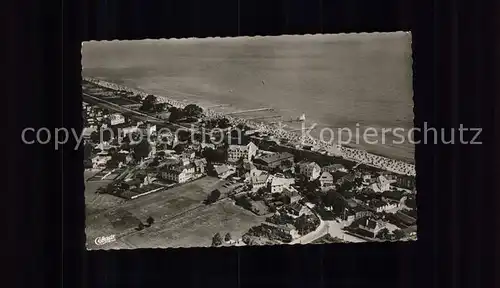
[
  {"xmin": 297, "ymin": 161, "xmax": 321, "ymax": 181},
  {"xmin": 319, "ymin": 171, "xmax": 334, "ymax": 191},
  {"xmin": 91, "ymin": 155, "xmax": 111, "ymax": 168},
  {"xmin": 161, "ymin": 164, "xmax": 195, "ymax": 183},
  {"xmin": 371, "ymin": 175, "xmax": 391, "ymax": 192},
  {"xmin": 109, "ymin": 113, "xmax": 125, "ymax": 126},
  {"xmin": 270, "ymin": 175, "xmax": 295, "ymax": 193},
  {"xmin": 227, "ymin": 142, "xmax": 258, "ymax": 163},
  {"xmin": 250, "ymin": 171, "xmax": 269, "ymax": 191}
]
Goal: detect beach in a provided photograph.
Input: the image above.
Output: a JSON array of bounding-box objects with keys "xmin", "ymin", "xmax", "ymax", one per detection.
[
  {"xmin": 83, "ymin": 77, "xmax": 415, "ymax": 176},
  {"xmin": 82, "ymin": 33, "xmax": 414, "ymax": 163}
]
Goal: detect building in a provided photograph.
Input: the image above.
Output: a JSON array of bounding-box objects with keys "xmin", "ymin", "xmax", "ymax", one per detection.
[
  {"xmin": 227, "ymin": 142, "xmax": 258, "ymax": 163},
  {"xmin": 282, "ymin": 187, "xmax": 301, "ymax": 203},
  {"xmin": 359, "ymin": 218, "xmax": 385, "ymax": 236},
  {"xmin": 297, "ymin": 161, "xmax": 321, "ymax": 181},
  {"xmin": 253, "ymin": 152, "xmax": 294, "ymax": 171},
  {"xmin": 193, "ymin": 158, "xmax": 207, "ymax": 174},
  {"xmin": 91, "ymin": 155, "xmax": 111, "ymax": 168},
  {"xmin": 161, "ymin": 164, "xmax": 195, "ymax": 183},
  {"xmin": 270, "ymin": 175, "xmax": 295, "ymax": 194},
  {"xmin": 109, "ymin": 113, "xmax": 125, "ymax": 126},
  {"xmin": 319, "ymin": 171, "xmax": 334, "ymax": 191},
  {"xmin": 394, "ymin": 175, "xmax": 416, "ymax": 190},
  {"xmin": 368, "ymin": 199, "xmax": 398, "ymax": 213},
  {"xmin": 371, "ymin": 175, "xmax": 391, "ymax": 192},
  {"xmin": 321, "ymin": 164, "xmax": 348, "ymax": 174},
  {"xmin": 214, "ymin": 164, "xmax": 236, "ymax": 179},
  {"xmin": 250, "ymin": 171, "xmax": 270, "ymax": 191}
]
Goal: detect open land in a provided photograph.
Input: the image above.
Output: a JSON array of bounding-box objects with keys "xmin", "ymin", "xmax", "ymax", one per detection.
[{"xmin": 86, "ymin": 176, "xmax": 267, "ymax": 249}]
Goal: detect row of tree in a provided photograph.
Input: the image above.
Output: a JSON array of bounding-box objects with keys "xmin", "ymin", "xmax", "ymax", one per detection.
[{"xmin": 211, "ymin": 232, "xmax": 232, "ymax": 246}]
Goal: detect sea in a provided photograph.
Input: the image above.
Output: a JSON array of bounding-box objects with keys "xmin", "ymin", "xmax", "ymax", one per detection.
[{"xmin": 82, "ymin": 32, "xmax": 414, "ymax": 163}]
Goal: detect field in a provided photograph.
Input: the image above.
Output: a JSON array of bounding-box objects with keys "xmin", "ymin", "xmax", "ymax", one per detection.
[
  {"xmin": 86, "ymin": 176, "xmax": 266, "ymax": 249},
  {"xmin": 118, "ymin": 199, "xmax": 267, "ymax": 249},
  {"xmin": 84, "ymin": 170, "xmax": 125, "ymax": 215}
]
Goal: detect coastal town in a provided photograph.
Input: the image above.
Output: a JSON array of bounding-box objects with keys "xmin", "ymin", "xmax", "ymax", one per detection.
[{"xmin": 83, "ymin": 77, "xmax": 417, "ymax": 249}]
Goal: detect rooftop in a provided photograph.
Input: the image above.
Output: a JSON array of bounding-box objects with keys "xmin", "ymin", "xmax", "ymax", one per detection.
[{"xmin": 254, "ymin": 152, "xmax": 294, "ymax": 165}]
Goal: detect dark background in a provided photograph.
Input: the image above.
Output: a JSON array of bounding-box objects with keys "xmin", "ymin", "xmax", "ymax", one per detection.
[{"xmin": 5, "ymin": 0, "xmax": 499, "ymax": 287}]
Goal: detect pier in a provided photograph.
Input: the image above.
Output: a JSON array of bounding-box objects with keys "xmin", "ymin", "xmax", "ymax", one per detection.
[
  {"xmin": 245, "ymin": 115, "xmax": 282, "ymax": 121},
  {"xmin": 225, "ymin": 107, "xmax": 274, "ymax": 115},
  {"xmin": 205, "ymin": 104, "xmax": 231, "ymax": 109}
]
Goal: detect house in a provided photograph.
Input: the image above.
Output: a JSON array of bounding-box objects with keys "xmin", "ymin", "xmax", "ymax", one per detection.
[
  {"xmin": 359, "ymin": 218, "xmax": 385, "ymax": 236},
  {"xmin": 296, "ymin": 161, "xmax": 321, "ymax": 181},
  {"xmin": 321, "ymin": 164, "xmax": 348, "ymax": 173},
  {"xmin": 336, "ymin": 173, "xmax": 356, "ymax": 187},
  {"xmin": 269, "ymin": 175, "xmax": 295, "ymax": 194},
  {"xmin": 253, "ymin": 152, "xmax": 294, "ymax": 171},
  {"xmin": 109, "ymin": 113, "xmax": 125, "ymax": 126},
  {"xmin": 394, "ymin": 175, "xmax": 416, "ymax": 190},
  {"xmin": 371, "ymin": 175, "xmax": 391, "ymax": 192},
  {"xmin": 91, "ymin": 155, "xmax": 111, "ymax": 168},
  {"xmin": 193, "ymin": 158, "xmax": 207, "ymax": 174},
  {"xmin": 214, "ymin": 164, "xmax": 236, "ymax": 179},
  {"xmin": 319, "ymin": 171, "xmax": 334, "ymax": 191},
  {"xmin": 227, "ymin": 142, "xmax": 258, "ymax": 163},
  {"xmin": 289, "ymin": 202, "xmax": 303, "ymax": 215},
  {"xmin": 362, "ymin": 174, "xmax": 373, "ymax": 183},
  {"xmin": 282, "ymin": 187, "xmax": 301, "ymax": 203},
  {"xmin": 250, "ymin": 171, "xmax": 270, "ymax": 191},
  {"xmin": 368, "ymin": 199, "xmax": 398, "ymax": 213},
  {"xmin": 161, "ymin": 164, "xmax": 195, "ymax": 183}
]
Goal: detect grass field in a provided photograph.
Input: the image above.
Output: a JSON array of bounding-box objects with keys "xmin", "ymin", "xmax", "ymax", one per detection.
[
  {"xmin": 86, "ymin": 176, "xmax": 241, "ymax": 249},
  {"xmin": 86, "ymin": 176, "xmax": 267, "ymax": 249},
  {"xmin": 116, "ymin": 199, "xmax": 267, "ymax": 249},
  {"xmin": 84, "ymin": 171, "xmax": 124, "ymax": 215}
]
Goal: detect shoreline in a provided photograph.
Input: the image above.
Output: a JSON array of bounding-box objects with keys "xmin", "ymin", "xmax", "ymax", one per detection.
[{"xmin": 82, "ymin": 77, "xmax": 415, "ymax": 176}]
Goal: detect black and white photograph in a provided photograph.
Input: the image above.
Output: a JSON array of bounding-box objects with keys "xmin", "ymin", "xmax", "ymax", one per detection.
[{"xmin": 82, "ymin": 32, "xmax": 416, "ymax": 250}]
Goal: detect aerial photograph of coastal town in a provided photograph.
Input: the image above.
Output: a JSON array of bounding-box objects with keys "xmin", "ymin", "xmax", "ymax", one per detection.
[{"xmin": 83, "ymin": 32, "xmax": 416, "ymax": 250}]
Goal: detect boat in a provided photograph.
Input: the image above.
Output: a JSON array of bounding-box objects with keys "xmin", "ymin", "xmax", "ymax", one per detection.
[{"xmin": 298, "ymin": 113, "xmax": 306, "ymax": 122}]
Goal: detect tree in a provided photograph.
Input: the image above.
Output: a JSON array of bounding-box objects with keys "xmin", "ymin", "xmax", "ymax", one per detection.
[
  {"xmin": 132, "ymin": 95, "xmax": 143, "ymax": 103},
  {"xmin": 90, "ymin": 131, "xmax": 100, "ymax": 143},
  {"xmin": 136, "ymin": 222, "xmax": 145, "ymax": 231},
  {"xmin": 224, "ymin": 232, "xmax": 232, "ymax": 242},
  {"xmin": 217, "ymin": 117, "xmax": 230, "ymax": 129},
  {"xmin": 376, "ymin": 228, "xmax": 390, "ymax": 240},
  {"xmin": 154, "ymin": 102, "xmax": 167, "ymax": 112},
  {"xmin": 146, "ymin": 216, "xmax": 155, "ymax": 226},
  {"xmin": 323, "ymin": 189, "xmax": 338, "ymax": 207},
  {"xmin": 133, "ymin": 139, "xmax": 151, "ymax": 161},
  {"xmin": 212, "ymin": 233, "xmax": 223, "ymax": 247},
  {"xmin": 306, "ymin": 179, "xmax": 321, "ymax": 193},
  {"xmin": 83, "ymin": 142, "xmax": 93, "ymax": 160},
  {"xmin": 393, "ymin": 229, "xmax": 406, "ymax": 240},
  {"xmin": 204, "ymin": 189, "xmax": 221, "ymax": 204},
  {"xmin": 168, "ymin": 107, "xmax": 185, "ymax": 122},
  {"xmin": 205, "ymin": 161, "xmax": 217, "ymax": 177},
  {"xmin": 183, "ymin": 104, "xmax": 203, "ymax": 118},
  {"xmin": 140, "ymin": 95, "xmax": 157, "ymax": 112}
]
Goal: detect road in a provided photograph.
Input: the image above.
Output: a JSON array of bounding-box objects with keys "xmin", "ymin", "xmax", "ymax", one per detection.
[{"xmin": 290, "ymin": 218, "xmax": 328, "ymax": 244}]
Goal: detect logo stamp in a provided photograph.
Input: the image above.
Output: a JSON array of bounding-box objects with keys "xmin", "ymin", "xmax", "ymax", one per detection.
[{"xmin": 94, "ymin": 235, "xmax": 116, "ymax": 246}]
